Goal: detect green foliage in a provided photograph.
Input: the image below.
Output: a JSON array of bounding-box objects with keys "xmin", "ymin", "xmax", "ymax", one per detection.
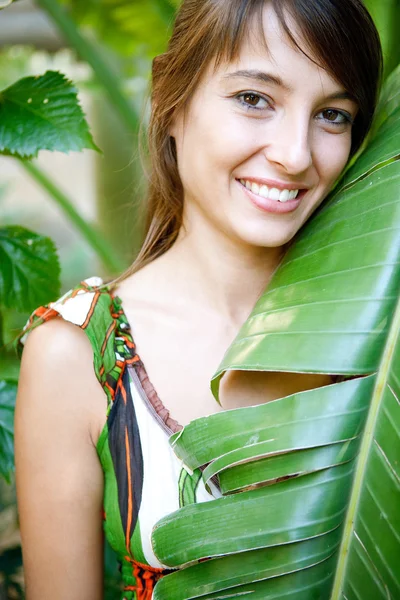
[
  {"xmin": 364, "ymin": 0, "xmax": 400, "ymax": 78},
  {"xmin": 372, "ymin": 63, "xmax": 400, "ymax": 136},
  {"xmin": 0, "ymin": 70, "xmax": 99, "ymax": 158},
  {"xmin": 0, "ymin": 226, "xmax": 60, "ymax": 312},
  {"xmin": 0, "ymin": 64, "xmax": 100, "ymax": 485},
  {"xmin": 58, "ymin": 0, "xmax": 176, "ymax": 57},
  {"xmin": 0, "ymin": 547, "xmax": 24, "ymax": 599},
  {"xmin": 0, "ymin": 381, "xmax": 17, "ymax": 483}
]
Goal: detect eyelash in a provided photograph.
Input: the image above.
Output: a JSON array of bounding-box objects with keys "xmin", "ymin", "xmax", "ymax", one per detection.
[{"xmin": 235, "ymin": 91, "xmax": 354, "ymax": 126}]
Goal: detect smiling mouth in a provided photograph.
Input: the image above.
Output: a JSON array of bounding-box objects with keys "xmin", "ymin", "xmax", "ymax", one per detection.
[{"xmin": 237, "ymin": 179, "xmax": 307, "ymax": 203}]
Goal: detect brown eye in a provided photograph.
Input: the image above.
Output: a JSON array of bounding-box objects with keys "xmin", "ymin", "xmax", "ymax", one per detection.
[
  {"xmin": 319, "ymin": 109, "xmax": 351, "ymax": 126},
  {"xmin": 237, "ymin": 92, "xmax": 270, "ymax": 111},
  {"xmin": 323, "ymin": 109, "xmax": 340, "ymax": 122},
  {"xmin": 244, "ymin": 93, "xmax": 261, "ymax": 106}
]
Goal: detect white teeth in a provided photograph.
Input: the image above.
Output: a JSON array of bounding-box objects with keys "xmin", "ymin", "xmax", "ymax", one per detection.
[
  {"xmin": 279, "ymin": 189, "xmax": 290, "ymax": 203},
  {"xmin": 240, "ymin": 179, "xmax": 300, "ymax": 202},
  {"xmin": 269, "ymin": 187, "xmax": 280, "ymax": 201},
  {"xmin": 251, "ymin": 182, "xmax": 260, "ymax": 195}
]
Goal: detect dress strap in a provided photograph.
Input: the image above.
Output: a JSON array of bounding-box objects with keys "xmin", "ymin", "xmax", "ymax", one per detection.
[{"xmin": 19, "ymin": 276, "xmax": 139, "ymax": 414}]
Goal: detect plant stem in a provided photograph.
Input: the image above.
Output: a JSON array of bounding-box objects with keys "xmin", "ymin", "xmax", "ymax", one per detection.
[
  {"xmin": 21, "ymin": 160, "xmax": 125, "ymax": 275},
  {"xmin": 35, "ymin": 0, "xmax": 140, "ymax": 135}
]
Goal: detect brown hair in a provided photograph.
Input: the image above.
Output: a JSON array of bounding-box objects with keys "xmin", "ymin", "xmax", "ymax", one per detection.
[{"xmin": 120, "ymin": 0, "xmax": 382, "ymax": 279}]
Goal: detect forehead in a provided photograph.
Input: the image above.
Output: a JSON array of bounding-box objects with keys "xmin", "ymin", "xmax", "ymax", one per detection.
[{"xmin": 211, "ymin": 3, "xmax": 343, "ymax": 96}]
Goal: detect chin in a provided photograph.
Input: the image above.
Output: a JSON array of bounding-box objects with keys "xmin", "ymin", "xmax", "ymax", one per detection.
[{"xmin": 236, "ymin": 225, "xmax": 300, "ymax": 250}]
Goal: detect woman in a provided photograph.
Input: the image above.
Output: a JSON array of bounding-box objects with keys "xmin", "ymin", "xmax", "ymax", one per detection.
[{"xmin": 15, "ymin": 0, "xmax": 382, "ymax": 598}]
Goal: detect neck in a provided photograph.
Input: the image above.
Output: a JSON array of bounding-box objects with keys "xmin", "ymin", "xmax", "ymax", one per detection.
[{"xmin": 155, "ymin": 216, "xmax": 285, "ymax": 326}]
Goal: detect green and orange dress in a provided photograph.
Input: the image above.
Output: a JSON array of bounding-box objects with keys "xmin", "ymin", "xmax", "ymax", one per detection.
[{"xmin": 21, "ymin": 277, "xmax": 219, "ymax": 600}]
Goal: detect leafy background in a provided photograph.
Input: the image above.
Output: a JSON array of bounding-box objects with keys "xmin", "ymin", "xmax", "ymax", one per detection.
[{"xmin": 0, "ymin": 0, "xmax": 398, "ymax": 598}]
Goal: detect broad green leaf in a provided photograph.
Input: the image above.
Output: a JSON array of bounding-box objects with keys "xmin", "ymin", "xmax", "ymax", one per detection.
[
  {"xmin": 332, "ymin": 272, "xmax": 400, "ymax": 599},
  {"xmin": 170, "ymin": 377, "xmax": 373, "ymax": 471},
  {"xmin": 151, "ymin": 61, "xmax": 400, "ymax": 599},
  {"xmin": 371, "ymin": 63, "xmax": 400, "ymax": 136},
  {"xmin": 155, "ymin": 530, "xmax": 341, "ymax": 599},
  {"xmin": 0, "ymin": 380, "xmax": 17, "ymax": 483},
  {"xmin": 0, "ymin": 226, "xmax": 60, "ymax": 312},
  {"xmin": 0, "ymin": 71, "xmax": 99, "ymax": 159}
]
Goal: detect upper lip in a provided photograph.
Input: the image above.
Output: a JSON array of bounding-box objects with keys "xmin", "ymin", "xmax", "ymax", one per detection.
[{"xmin": 237, "ymin": 177, "xmax": 311, "ymax": 191}]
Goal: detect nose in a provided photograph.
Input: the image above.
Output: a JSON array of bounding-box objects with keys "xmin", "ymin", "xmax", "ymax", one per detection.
[{"xmin": 263, "ymin": 112, "xmax": 313, "ymax": 175}]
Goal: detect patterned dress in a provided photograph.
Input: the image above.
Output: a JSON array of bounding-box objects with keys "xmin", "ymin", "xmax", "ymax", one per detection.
[{"xmin": 21, "ymin": 277, "xmax": 219, "ymax": 599}]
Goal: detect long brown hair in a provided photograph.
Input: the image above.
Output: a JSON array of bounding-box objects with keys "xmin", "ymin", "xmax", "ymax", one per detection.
[{"xmin": 119, "ymin": 0, "xmax": 382, "ymax": 280}]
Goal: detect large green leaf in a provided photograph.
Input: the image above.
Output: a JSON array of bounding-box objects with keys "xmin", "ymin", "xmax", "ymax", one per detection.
[
  {"xmin": 0, "ymin": 71, "xmax": 99, "ymax": 158},
  {"xmin": 151, "ymin": 68, "xmax": 400, "ymax": 599},
  {"xmin": 0, "ymin": 381, "xmax": 17, "ymax": 483},
  {"xmin": 0, "ymin": 226, "xmax": 60, "ymax": 312},
  {"xmin": 371, "ymin": 63, "xmax": 400, "ymax": 136}
]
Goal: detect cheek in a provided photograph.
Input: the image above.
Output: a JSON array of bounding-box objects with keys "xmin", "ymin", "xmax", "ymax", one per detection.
[
  {"xmin": 177, "ymin": 111, "xmax": 255, "ymax": 183},
  {"xmin": 317, "ymin": 133, "xmax": 352, "ymax": 186}
]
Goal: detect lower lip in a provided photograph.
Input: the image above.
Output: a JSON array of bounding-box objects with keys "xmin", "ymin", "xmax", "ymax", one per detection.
[{"xmin": 237, "ymin": 180, "xmax": 304, "ymax": 214}]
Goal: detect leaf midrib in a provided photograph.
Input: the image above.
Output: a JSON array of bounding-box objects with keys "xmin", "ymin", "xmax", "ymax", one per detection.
[{"xmin": 330, "ymin": 285, "xmax": 400, "ymax": 599}]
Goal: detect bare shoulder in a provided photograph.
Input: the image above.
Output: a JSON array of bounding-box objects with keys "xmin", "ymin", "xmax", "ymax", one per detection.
[{"xmin": 19, "ymin": 317, "xmax": 106, "ymax": 444}]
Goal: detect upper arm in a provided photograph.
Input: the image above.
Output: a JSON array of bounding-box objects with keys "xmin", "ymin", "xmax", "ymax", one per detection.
[{"xmin": 15, "ymin": 318, "xmax": 107, "ymax": 600}]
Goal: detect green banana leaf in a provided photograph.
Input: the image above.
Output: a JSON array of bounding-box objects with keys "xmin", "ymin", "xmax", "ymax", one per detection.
[{"xmin": 151, "ymin": 71, "xmax": 400, "ymax": 599}]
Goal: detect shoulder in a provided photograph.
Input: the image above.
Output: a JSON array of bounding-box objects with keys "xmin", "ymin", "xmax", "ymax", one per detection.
[
  {"xmin": 22, "ymin": 316, "xmax": 93, "ymax": 374},
  {"xmin": 20, "ymin": 275, "xmax": 117, "ymax": 369},
  {"xmin": 21, "ymin": 276, "xmax": 108, "ymax": 342},
  {"xmin": 18, "ymin": 277, "xmax": 114, "ymax": 445}
]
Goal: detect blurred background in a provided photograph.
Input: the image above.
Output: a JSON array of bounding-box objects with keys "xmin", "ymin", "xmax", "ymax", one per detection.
[
  {"xmin": 0, "ymin": 0, "xmax": 398, "ymax": 597},
  {"xmin": 0, "ymin": 1, "xmax": 178, "ymax": 597}
]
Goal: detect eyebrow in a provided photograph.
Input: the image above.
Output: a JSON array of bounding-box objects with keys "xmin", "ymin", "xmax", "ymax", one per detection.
[{"xmin": 222, "ymin": 69, "xmax": 355, "ymax": 101}]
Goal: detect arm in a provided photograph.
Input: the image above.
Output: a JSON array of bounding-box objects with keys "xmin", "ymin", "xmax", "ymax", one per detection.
[{"xmin": 15, "ymin": 319, "xmax": 107, "ymax": 600}]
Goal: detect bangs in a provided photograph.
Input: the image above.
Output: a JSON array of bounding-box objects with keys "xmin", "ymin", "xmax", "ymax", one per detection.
[
  {"xmin": 212, "ymin": 0, "xmax": 348, "ymax": 86},
  {"xmin": 212, "ymin": 0, "xmax": 267, "ymax": 68}
]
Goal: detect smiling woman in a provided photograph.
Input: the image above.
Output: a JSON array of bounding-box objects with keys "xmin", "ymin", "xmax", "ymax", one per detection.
[{"xmin": 14, "ymin": 1, "xmax": 383, "ymax": 599}]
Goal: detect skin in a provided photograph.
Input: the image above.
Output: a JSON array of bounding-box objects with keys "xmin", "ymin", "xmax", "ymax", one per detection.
[{"xmin": 15, "ymin": 5, "xmax": 358, "ymax": 598}]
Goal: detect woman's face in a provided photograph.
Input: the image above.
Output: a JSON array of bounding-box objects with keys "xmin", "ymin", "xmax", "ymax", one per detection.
[{"xmin": 171, "ymin": 4, "xmax": 359, "ymax": 249}]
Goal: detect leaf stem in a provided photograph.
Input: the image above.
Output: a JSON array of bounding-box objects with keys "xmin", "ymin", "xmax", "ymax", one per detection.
[
  {"xmin": 35, "ymin": 0, "xmax": 140, "ymax": 134},
  {"xmin": 330, "ymin": 292, "xmax": 400, "ymax": 598},
  {"xmin": 20, "ymin": 160, "xmax": 125, "ymax": 275}
]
